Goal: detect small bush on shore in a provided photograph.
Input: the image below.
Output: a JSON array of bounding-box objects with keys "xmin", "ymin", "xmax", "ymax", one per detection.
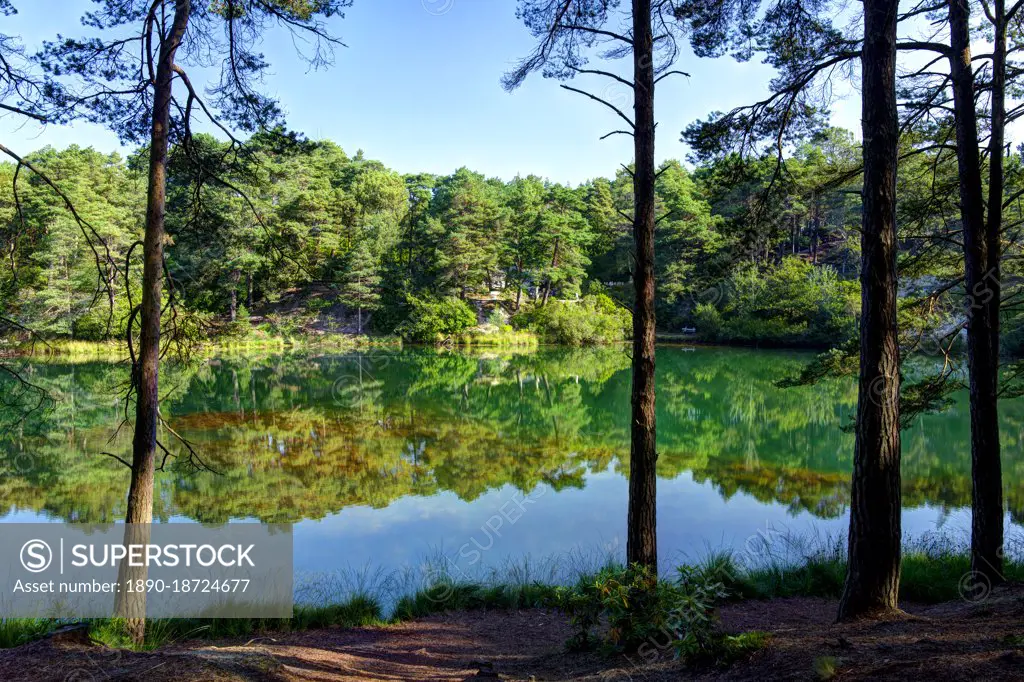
[
  {"xmin": 693, "ymin": 258, "xmax": 857, "ymax": 346},
  {"xmin": 512, "ymin": 294, "xmax": 631, "ymax": 345},
  {"xmin": 396, "ymin": 296, "xmax": 477, "ymax": 343},
  {"xmin": 552, "ymin": 563, "xmax": 765, "ymax": 664}
]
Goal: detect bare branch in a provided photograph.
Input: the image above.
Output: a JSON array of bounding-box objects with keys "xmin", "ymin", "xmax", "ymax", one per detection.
[{"xmin": 560, "ymin": 84, "xmax": 635, "ymax": 129}]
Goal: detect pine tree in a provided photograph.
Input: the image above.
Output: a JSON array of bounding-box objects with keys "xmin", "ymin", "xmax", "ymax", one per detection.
[
  {"xmin": 37, "ymin": 0, "xmax": 350, "ymax": 643},
  {"xmin": 505, "ymin": 0, "xmax": 691, "ymax": 572},
  {"xmin": 338, "ymin": 240, "xmax": 381, "ymax": 334}
]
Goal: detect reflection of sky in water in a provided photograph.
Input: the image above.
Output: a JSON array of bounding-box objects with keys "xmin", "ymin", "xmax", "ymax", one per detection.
[
  {"xmin": 6, "ymin": 469, "xmax": 1022, "ymax": 601},
  {"xmin": 289, "ymin": 469, "xmax": 1018, "ymax": 578}
]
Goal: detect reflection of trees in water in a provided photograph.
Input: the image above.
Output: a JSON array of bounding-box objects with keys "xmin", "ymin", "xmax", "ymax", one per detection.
[{"xmin": 1, "ymin": 347, "xmax": 1022, "ymax": 524}]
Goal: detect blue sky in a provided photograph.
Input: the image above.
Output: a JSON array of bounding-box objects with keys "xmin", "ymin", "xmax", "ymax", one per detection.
[{"xmin": 1, "ymin": 0, "xmax": 864, "ymax": 185}]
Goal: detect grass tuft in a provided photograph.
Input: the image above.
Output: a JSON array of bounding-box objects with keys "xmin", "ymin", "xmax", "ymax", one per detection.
[{"xmin": 0, "ymin": 619, "xmax": 61, "ymax": 648}]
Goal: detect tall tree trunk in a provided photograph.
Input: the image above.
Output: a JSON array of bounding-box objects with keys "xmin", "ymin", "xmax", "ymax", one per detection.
[
  {"xmin": 986, "ymin": 2, "xmax": 1006, "ymax": 454},
  {"xmin": 122, "ymin": 0, "xmax": 190, "ymax": 646},
  {"xmin": 812, "ymin": 199, "xmax": 821, "ymax": 265},
  {"xmin": 107, "ymin": 258, "xmax": 117, "ymax": 335},
  {"xmin": 837, "ymin": 0, "xmax": 902, "ymax": 622},
  {"xmin": 230, "ymin": 269, "xmax": 240, "ymax": 322},
  {"xmin": 542, "ymin": 238, "xmax": 561, "ymax": 306},
  {"xmin": 514, "ymin": 259, "xmax": 524, "ymax": 311},
  {"xmin": 626, "ymin": 0, "xmax": 658, "ymax": 572},
  {"xmin": 987, "ymin": 0, "xmax": 1005, "ymax": 364},
  {"xmin": 948, "ymin": 0, "xmax": 1004, "ymax": 585},
  {"xmin": 246, "ymin": 270, "xmax": 253, "ymax": 309}
]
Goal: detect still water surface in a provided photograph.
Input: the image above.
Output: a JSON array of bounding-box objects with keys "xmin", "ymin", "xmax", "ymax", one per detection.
[{"xmin": 2, "ymin": 346, "xmax": 1022, "ymax": 580}]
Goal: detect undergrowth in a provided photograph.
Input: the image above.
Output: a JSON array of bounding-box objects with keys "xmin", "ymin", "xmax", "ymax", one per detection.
[{"xmin": 3, "ymin": 536, "xmax": 1021, "ymax": 655}]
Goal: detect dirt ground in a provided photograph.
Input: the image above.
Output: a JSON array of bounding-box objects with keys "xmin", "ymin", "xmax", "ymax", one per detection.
[{"xmin": 2, "ymin": 586, "xmax": 1023, "ymax": 681}]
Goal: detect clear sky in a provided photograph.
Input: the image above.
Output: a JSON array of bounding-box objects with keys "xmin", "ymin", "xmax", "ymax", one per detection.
[{"xmin": 1, "ymin": 0, "xmax": 865, "ymax": 185}]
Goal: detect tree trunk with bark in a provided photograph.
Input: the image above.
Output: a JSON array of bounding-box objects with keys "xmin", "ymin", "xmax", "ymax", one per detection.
[
  {"xmin": 981, "ymin": 0, "xmax": 1007, "ymax": 586},
  {"xmin": 987, "ymin": 0, "xmax": 1005, "ymax": 364},
  {"xmin": 107, "ymin": 258, "xmax": 117, "ymax": 332},
  {"xmin": 230, "ymin": 269, "xmax": 240, "ymax": 322},
  {"xmin": 122, "ymin": 0, "xmax": 190, "ymax": 646},
  {"xmin": 626, "ymin": 0, "xmax": 658, "ymax": 572},
  {"xmin": 837, "ymin": 0, "xmax": 902, "ymax": 622},
  {"xmin": 946, "ymin": 0, "xmax": 1004, "ymax": 585}
]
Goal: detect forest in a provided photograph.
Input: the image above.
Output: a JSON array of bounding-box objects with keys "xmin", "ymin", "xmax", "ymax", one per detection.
[
  {"xmin": 5, "ymin": 125, "xmax": 1021, "ymax": 352},
  {"xmin": 2, "ymin": 0, "xmax": 1024, "ymax": 679},
  {"xmin": 0, "ymin": 131, "xmax": 854, "ymax": 347}
]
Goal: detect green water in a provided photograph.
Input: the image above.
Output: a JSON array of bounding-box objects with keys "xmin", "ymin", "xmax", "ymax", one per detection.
[{"xmin": 1, "ymin": 346, "xmax": 1021, "ymax": 574}]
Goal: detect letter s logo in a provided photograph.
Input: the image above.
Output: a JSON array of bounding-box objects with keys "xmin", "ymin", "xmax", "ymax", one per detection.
[{"xmin": 20, "ymin": 539, "xmax": 52, "ymax": 573}]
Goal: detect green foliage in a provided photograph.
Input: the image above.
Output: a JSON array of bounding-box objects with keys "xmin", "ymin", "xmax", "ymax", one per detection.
[
  {"xmin": 513, "ymin": 294, "xmax": 631, "ymax": 345},
  {"xmin": 457, "ymin": 328, "xmax": 539, "ymax": 348},
  {"xmin": 71, "ymin": 309, "xmax": 116, "ymax": 342},
  {"xmin": 813, "ymin": 656, "xmax": 839, "ymax": 680},
  {"xmin": 738, "ymin": 553, "xmax": 847, "ymax": 600},
  {"xmin": 0, "ymin": 147, "xmax": 142, "ymax": 340},
  {"xmin": 695, "ymin": 258, "xmax": 857, "ymax": 346},
  {"xmin": 733, "ymin": 538, "xmax": 1024, "ymax": 604},
  {"xmin": 485, "ymin": 307, "xmax": 507, "ymax": 328},
  {"xmin": 221, "ymin": 318, "xmax": 255, "ymax": 340},
  {"xmin": 392, "ymin": 580, "xmax": 557, "ymax": 622},
  {"xmin": 776, "ymin": 343, "xmax": 859, "ymax": 388},
  {"xmin": 305, "ymin": 298, "xmax": 331, "ymax": 314},
  {"xmin": 550, "ymin": 573, "xmax": 605, "ymax": 651},
  {"xmin": 551, "ymin": 563, "xmax": 761, "ymax": 664},
  {"xmin": 0, "ymin": 619, "xmax": 59, "ymax": 648},
  {"xmin": 395, "ymin": 296, "xmax": 477, "ymax": 343},
  {"xmin": 4, "ymin": 128, "xmax": 1021, "ymax": 360},
  {"xmin": 693, "ymin": 303, "xmax": 722, "ymax": 339}
]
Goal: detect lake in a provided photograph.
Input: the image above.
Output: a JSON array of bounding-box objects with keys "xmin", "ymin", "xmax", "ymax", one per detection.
[{"xmin": 2, "ymin": 346, "xmax": 1022, "ymax": 588}]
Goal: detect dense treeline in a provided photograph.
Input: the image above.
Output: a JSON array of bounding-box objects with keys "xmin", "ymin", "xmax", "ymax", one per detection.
[
  {"xmin": 4, "ymin": 128, "xmax": 1022, "ymax": 351},
  {"xmin": 0, "ymin": 128, "xmax": 935, "ymax": 347}
]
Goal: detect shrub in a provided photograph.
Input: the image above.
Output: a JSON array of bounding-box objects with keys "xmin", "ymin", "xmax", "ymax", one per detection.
[
  {"xmin": 71, "ymin": 312, "xmax": 111, "ymax": 342},
  {"xmin": 71, "ymin": 297, "xmax": 134, "ymax": 341},
  {"xmin": 693, "ymin": 258, "xmax": 857, "ymax": 346},
  {"xmin": 513, "ymin": 294, "xmax": 631, "ymax": 345},
  {"xmin": 551, "ymin": 574, "xmax": 604, "ymax": 651},
  {"xmin": 396, "ymin": 296, "xmax": 477, "ymax": 343},
  {"xmin": 258, "ymin": 313, "xmax": 300, "ymax": 337},
  {"xmin": 485, "ymin": 307, "xmax": 507, "ymax": 328},
  {"xmin": 305, "ymin": 297, "xmax": 331, "ymax": 314},
  {"xmin": 552, "ymin": 563, "xmax": 764, "ymax": 664},
  {"xmin": 692, "ymin": 303, "xmax": 722, "ymax": 340}
]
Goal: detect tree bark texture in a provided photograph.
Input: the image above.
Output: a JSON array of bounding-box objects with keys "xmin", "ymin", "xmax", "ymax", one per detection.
[{"xmin": 837, "ymin": 0, "xmax": 902, "ymax": 622}]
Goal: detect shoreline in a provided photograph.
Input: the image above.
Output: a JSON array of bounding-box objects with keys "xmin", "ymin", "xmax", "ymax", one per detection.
[
  {"xmin": 1, "ymin": 581, "xmax": 1022, "ymax": 680},
  {"xmin": 1, "ymin": 547, "xmax": 1020, "ymax": 650},
  {"xmin": 3, "ymin": 332, "xmax": 839, "ymax": 360}
]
